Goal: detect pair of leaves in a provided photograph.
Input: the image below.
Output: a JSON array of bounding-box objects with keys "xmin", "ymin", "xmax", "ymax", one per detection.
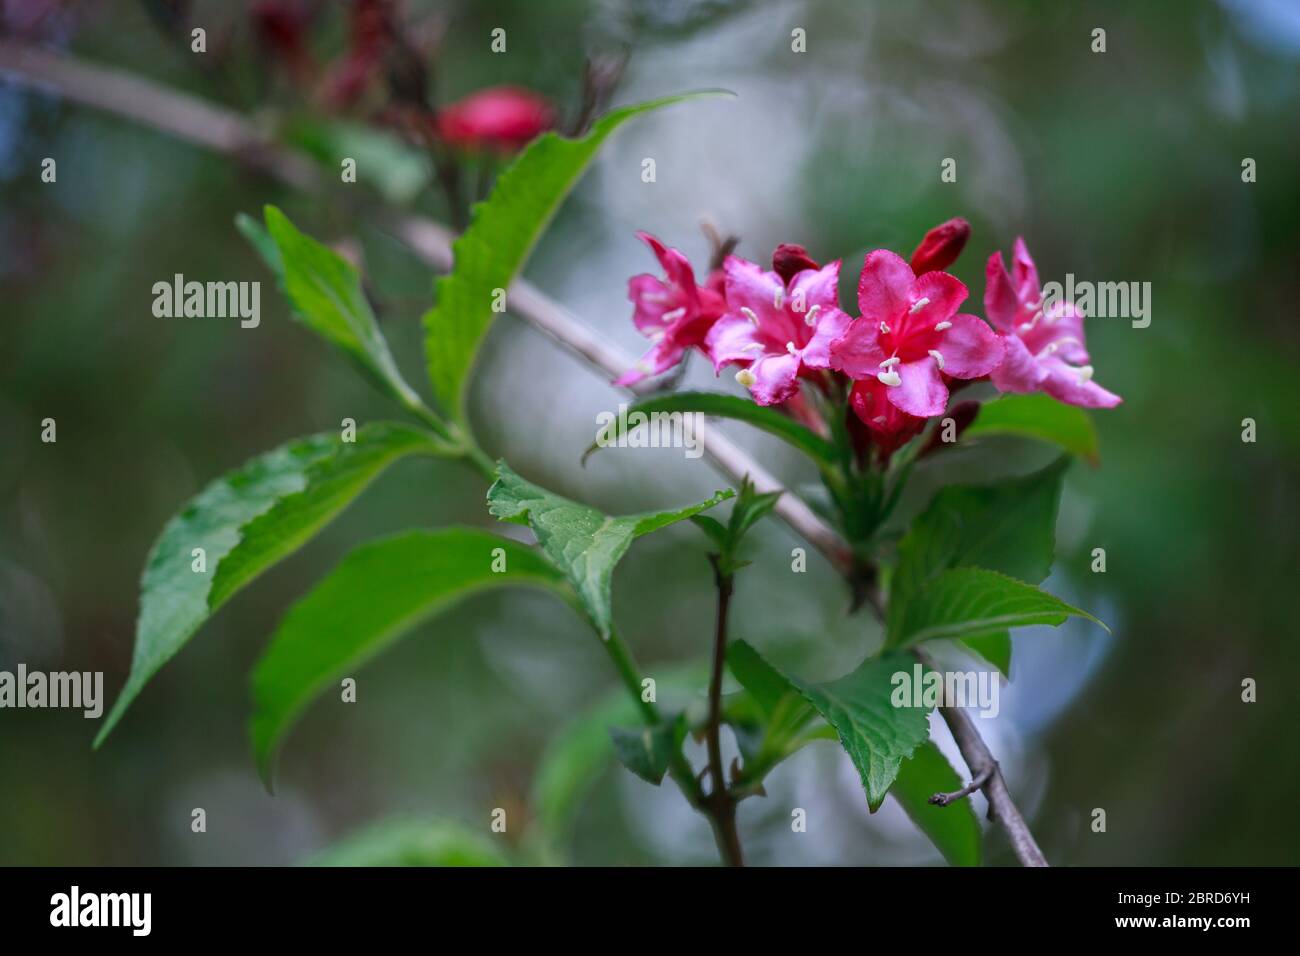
[
  {"xmin": 728, "ymin": 640, "xmax": 980, "ymax": 865},
  {"xmin": 423, "ymin": 93, "xmax": 727, "ymax": 425},
  {"xmin": 886, "ymin": 458, "xmax": 1105, "ymax": 660},
  {"xmin": 583, "ymin": 391, "xmax": 837, "ymax": 470},
  {"xmin": 95, "ymin": 423, "xmax": 452, "ymax": 746},
  {"xmin": 486, "ymin": 462, "xmax": 732, "ymax": 638}
]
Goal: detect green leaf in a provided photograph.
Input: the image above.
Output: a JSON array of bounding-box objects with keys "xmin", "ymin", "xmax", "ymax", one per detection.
[
  {"xmin": 888, "ymin": 457, "xmax": 1069, "ymax": 649},
  {"xmin": 486, "ymin": 462, "xmax": 732, "ymax": 637},
  {"xmin": 423, "ymin": 92, "xmax": 728, "ymax": 423},
  {"xmin": 250, "ymin": 528, "xmax": 571, "ymax": 785},
  {"xmin": 890, "ymin": 742, "xmax": 982, "ymax": 867},
  {"xmin": 965, "ymin": 394, "xmax": 1100, "ymax": 464},
  {"xmin": 727, "ymin": 640, "xmax": 930, "ymax": 810},
  {"xmin": 583, "ymin": 392, "xmax": 836, "ymax": 468},
  {"xmin": 307, "ymin": 817, "xmax": 508, "ymax": 867},
  {"xmin": 893, "ymin": 568, "xmax": 1106, "ymax": 648},
  {"xmin": 283, "ymin": 117, "xmax": 432, "ymax": 204},
  {"xmin": 609, "ymin": 718, "xmax": 683, "ymax": 785},
  {"xmin": 95, "ymin": 423, "xmax": 449, "ymax": 747},
  {"xmin": 262, "ymin": 206, "xmax": 440, "ymax": 429},
  {"xmin": 959, "ymin": 632, "xmax": 1012, "ymax": 677}
]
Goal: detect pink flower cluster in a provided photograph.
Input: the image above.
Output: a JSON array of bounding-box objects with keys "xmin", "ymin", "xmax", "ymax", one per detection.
[{"xmin": 619, "ymin": 220, "xmax": 1120, "ymax": 456}]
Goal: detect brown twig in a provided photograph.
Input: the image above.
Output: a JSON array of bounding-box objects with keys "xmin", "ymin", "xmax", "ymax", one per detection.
[
  {"xmin": 928, "ymin": 765, "xmax": 993, "ymax": 806},
  {"xmin": 704, "ymin": 555, "xmax": 744, "ymax": 866},
  {"xmin": 0, "ymin": 40, "xmax": 1048, "ymax": 866}
]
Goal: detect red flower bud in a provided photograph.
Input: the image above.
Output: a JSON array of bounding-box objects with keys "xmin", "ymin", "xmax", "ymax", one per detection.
[
  {"xmin": 909, "ymin": 217, "xmax": 970, "ymax": 275},
  {"xmin": 771, "ymin": 243, "xmax": 820, "ymax": 284},
  {"xmin": 435, "ymin": 86, "xmax": 555, "ymax": 151}
]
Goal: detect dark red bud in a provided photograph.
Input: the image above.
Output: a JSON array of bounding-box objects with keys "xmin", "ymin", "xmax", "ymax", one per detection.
[
  {"xmin": 772, "ymin": 243, "xmax": 820, "ymax": 284},
  {"xmin": 910, "ymin": 218, "xmax": 971, "ymax": 275},
  {"xmin": 918, "ymin": 400, "xmax": 980, "ymax": 458}
]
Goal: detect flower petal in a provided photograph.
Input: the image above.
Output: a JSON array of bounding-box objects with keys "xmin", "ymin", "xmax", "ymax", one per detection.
[
  {"xmin": 887, "ymin": 357, "xmax": 949, "ymax": 417},
  {"xmin": 1040, "ymin": 357, "xmax": 1122, "ymax": 408},
  {"xmin": 723, "ymin": 255, "xmax": 785, "ymax": 321},
  {"xmin": 935, "ymin": 313, "xmax": 1003, "ymax": 379},
  {"xmin": 1011, "ymin": 237, "xmax": 1040, "ymax": 301},
  {"xmin": 798, "ymin": 306, "xmax": 852, "ymax": 369},
  {"xmin": 983, "ymin": 251, "xmax": 1020, "ymax": 332},
  {"xmin": 1022, "ymin": 300, "xmax": 1090, "ymax": 364},
  {"xmin": 638, "ymin": 231, "xmax": 698, "ymax": 304},
  {"xmin": 746, "ymin": 352, "xmax": 802, "ymax": 406},
  {"xmin": 788, "ymin": 260, "xmax": 843, "ymax": 315},
  {"xmin": 829, "ymin": 316, "xmax": 888, "ymax": 379},
  {"xmin": 989, "ymin": 334, "xmax": 1047, "ymax": 393},
  {"xmin": 704, "ymin": 314, "xmax": 763, "ymax": 371},
  {"xmin": 899, "ymin": 270, "xmax": 967, "ymax": 342},
  {"xmin": 857, "ymin": 249, "xmax": 914, "ymax": 325},
  {"xmin": 615, "ymin": 337, "xmax": 687, "ymax": 386}
]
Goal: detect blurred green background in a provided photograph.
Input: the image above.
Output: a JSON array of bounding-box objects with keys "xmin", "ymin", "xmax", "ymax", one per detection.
[{"xmin": 1, "ymin": 0, "xmax": 1297, "ymax": 865}]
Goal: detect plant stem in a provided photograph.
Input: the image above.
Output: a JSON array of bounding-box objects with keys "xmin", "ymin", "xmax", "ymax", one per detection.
[{"xmin": 703, "ymin": 557, "xmax": 744, "ymax": 866}]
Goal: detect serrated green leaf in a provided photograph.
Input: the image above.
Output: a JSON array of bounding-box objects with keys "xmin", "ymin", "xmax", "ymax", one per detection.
[
  {"xmin": 307, "ymin": 817, "xmax": 508, "ymax": 867},
  {"xmin": 893, "ymin": 567, "xmax": 1106, "ymax": 648},
  {"xmin": 890, "ymin": 741, "xmax": 982, "ymax": 867},
  {"xmin": 965, "ymin": 394, "xmax": 1099, "ymax": 464},
  {"xmin": 959, "ymin": 631, "xmax": 1012, "ymax": 677},
  {"xmin": 728, "ymin": 640, "xmax": 930, "ymax": 810},
  {"xmin": 262, "ymin": 206, "xmax": 441, "ymax": 429},
  {"xmin": 423, "ymin": 92, "xmax": 728, "ymax": 423},
  {"xmin": 888, "ymin": 457, "xmax": 1069, "ymax": 649},
  {"xmin": 486, "ymin": 462, "xmax": 732, "ymax": 637},
  {"xmin": 250, "ymin": 528, "xmax": 571, "ymax": 785},
  {"xmin": 609, "ymin": 718, "xmax": 682, "ymax": 785},
  {"xmin": 583, "ymin": 391, "xmax": 836, "ymax": 468},
  {"xmin": 95, "ymin": 423, "xmax": 449, "ymax": 747}
]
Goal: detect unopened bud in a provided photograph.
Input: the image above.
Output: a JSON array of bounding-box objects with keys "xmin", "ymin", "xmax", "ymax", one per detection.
[
  {"xmin": 772, "ymin": 243, "xmax": 820, "ymax": 284},
  {"xmin": 910, "ymin": 218, "xmax": 970, "ymax": 275}
]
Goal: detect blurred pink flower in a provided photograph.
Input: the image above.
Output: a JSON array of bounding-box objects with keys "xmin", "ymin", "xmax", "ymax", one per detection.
[
  {"xmin": 831, "ymin": 250, "xmax": 1003, "ymax": 419},
  {"xmin": 705, "ymin": 254, "xmax": 851, "ymax": 406},
  {"xmin": 616, "ymin": 233, "xmax": 725, "ymax": 386},
  {"xmin": 985, "ymin": 239, "xmax": 1121, "ymax": 408},
  {"xmin": 435, "ymin": 86, "xmax": 554, "ymax": 151}
]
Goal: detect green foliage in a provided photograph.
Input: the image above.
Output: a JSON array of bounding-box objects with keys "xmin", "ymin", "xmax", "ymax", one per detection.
[
  {"xmin": 728, "ymin": 640, "xmax": 930, "ymax": 810},
  {"xmin": 959, "ymin": 631, "xmax": 1013, "ymax": 677},
  {"xmin": 889, "ymin": 742, "xmax": 982, "ymax": 867},
  {"xmin": 691, "ymin": 476, "xmax": 781, "ymax": 576},
  {"xmin": 422, "ymin": 93, "xmax": 726, "ymax": 424},
  {"xmin": 257, "ymin": 206, "xmax": 445, "ymax": 434},
  {"xmin": 95, "ymin": 424, "xmax": 450, "ymax": 746},
  {"xmin": 891, "ymin": 567, "xmax": 1105, "ymax": 648},
  {"xmin": 307, "ymin": 817, "xmax": 508, "ymax": 867},
  {"xmin": 250, "ymin": 528, "xmax": 572, "ymax": 785},
  {"xmin": 283, "ymin": 117, "xmax": 432, "ymax": 204},
  {"xmin": 583, "ymin": 391, "xmax": 837, "ymax": 469},
  {"xmin": 609, "ymin": 717, "xmax": 684, "ymax": 785},
  {"xmin": 486, "ymin": 462, "xmax": 732, "ymax": 638},
  {"xmin": 965, "ymin": 394, "xmax": 1100, "ymax": 464}
]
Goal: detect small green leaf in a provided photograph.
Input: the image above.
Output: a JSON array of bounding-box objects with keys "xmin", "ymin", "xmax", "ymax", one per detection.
[
  {"xmin": 728, "ymin": 640, "xmax": 930, "ymax": 810},
  {"xmin": 486, "ymin": 462, "xmax": 732, "ymax": 637},
  {"xmin": 307, "ymin": 817, "xmax": 508, "ymax": 867},
  {"xmin": 965, "ymin": 394, "xmax": 1100, "ymax": 464},
  {"xmin": 95, "ymin": 423, "xmax": 449, "ymax": 747},
  {"xmin": 893, "ymin": 568, "xmax": 1106, "ymax": 649},
  {"xmin": 890, "ymin": 741, "xmax": 982, "ymax": 867},
  {"xmin": 250, "ymin": 528, "xmax": 571, "ymax": 785},
  {"xmin": 423, "ymin": 92, "xmax": 729, "ymax": 424},
  {"xmin": 959, "ymin": 632, "xmax": 1012, "ymax": 677},
  {"xmin": 262, "ymin": 206, "xmax": 439, "ymax": 428},
  {"xmin": 283, "ymin": 117, "xmax": 432, "ymax": 204},
  {"xmin": 583, "ymin": 392, "xmax": 836, "ymax": 468},
  {"xmin": 609, "ymin": 718, "xmax": 682, "ymax": 785},
  {"xmin": 889, "ymin": 457, "xmax": 1069, "ymax": 647}
]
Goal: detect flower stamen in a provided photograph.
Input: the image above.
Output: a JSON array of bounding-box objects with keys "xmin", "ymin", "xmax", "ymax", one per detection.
[
  {"xmin": 735, "ymin": 368, "xmax": 757, "ymax": 388},
  {"xmin": 928, "ymin": 349, "xmax": 945, "ymax": 371},
  {"xmin": 909, "ymin": 296, "xmax": 930, "ymax": 314},
  {"xmin": 934, "ymin": 321, "xmax": 952, "ymax": 332},
  {"xmin": 740, "ymin": 307, "xmax": 761, "ymax": 326}
]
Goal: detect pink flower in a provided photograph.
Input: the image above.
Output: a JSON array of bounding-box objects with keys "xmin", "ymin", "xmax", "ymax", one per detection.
[
  {"xmin": 830, "ymin": 251, "xmax": 1004, "ymax": 421},
  {"xmin": 985, "ymin": 239, "xmax": 1121, "ymax": 408},
  {"xmin": 704, "ymin": 253, "xmax": 852, "ymax": 406},
  {"xmin": 616, "ymin": 233, "xmax": 725, "ymax": 386},
  {"xmin": 435, "ymin": 86, "xmax": 554, "ymax": 151}
]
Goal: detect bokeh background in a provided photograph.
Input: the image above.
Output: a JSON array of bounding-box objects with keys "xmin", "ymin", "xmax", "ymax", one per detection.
[{"xmin": 2, "ymin": 0, "xmax": 1297, "ymax": 866}]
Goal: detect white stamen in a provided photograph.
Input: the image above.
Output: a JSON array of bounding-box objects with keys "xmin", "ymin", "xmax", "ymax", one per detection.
[
  {"xmin": 909, "ymin": 296, "xmax": 930, "ymax": 314},
  {"xmin": 934, "ymin": 321, "xmax": 952, "ymax": 332},
  {"xmin": 661, "ymin": 307, "xmax": 687, "ymax": 323},
  {"xmin": 873, "ymin": 415, "xmax": 887, "ymax": 425},
  {"xmin": 880, "ymin": 321, "xmax": 891, "ymax": 334},
  {"xmin": 928, "ymin": 349, "xmax": 945, "ymax": 371},
  {"xmin": 804, "ymin": 304, "xmax": 821, "ymax": 326},
  {"xmin": 1076, "ymin": 365, "xmax": 1094, "ymax": 384},
  {"xmin": 740, "ymin": 307, "xmax": 760, "ymax": 326},
  {"xmin": 774, "ymin": 289, "xmax": 784, "ymax": 310},
  {"xmin": 647, "ymin": 327, "xmax": 665, "ymax": 342},
  {"xmin": 878, "ymin": 356, "xmax": 901, "ymax": 369},
  {"xmin": 1018, "ymin": 310, "xmax": 1044, "ymax": 333},
  {"xmin": 786, "ymin": 341, "xmax": 799, "ymax": 356},
  {"xmin": 735, "ymin": 368, "xmax": 757, "ymax": 388},
  {"xmin": 741, "ymin": 342, "xmax": 764, "ymax": 353},
  {"xmin": 876, "ymin": 369, "xmax": 902, "ymax": 388}
]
